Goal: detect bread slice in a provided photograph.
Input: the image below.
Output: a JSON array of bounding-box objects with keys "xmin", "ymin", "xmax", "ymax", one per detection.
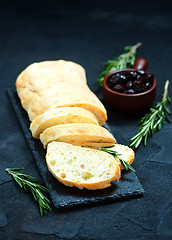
[
  {"xmin": 105, "ymin": 144, "xmax": 135, "ymax": 170},
  {"xmin": 16, "ymin": 60, "xmax": 107, "ymax": 125},
  {"xmin": 46, "ymin": 142, "xmax": 121, "ymax": 190},
  {"xmin": 40, "ymin": 123, "xmax": 116, "ymax": 148},
  {"xmin": 30, "ymin": 107, "xmax": 99, "ymax": 139}
]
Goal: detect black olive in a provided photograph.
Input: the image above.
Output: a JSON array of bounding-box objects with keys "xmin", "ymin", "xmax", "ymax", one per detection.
[
  {"xmin": 130, "ymin": 71, "xmax": 138, "ymax": 78},
  {"xmin": 144, "ymin": 73, "xmax": 154, "ymax": 84},
  {"xmin": 116, "ymin": 73, "xmax": 122, "ymax": 78},
  {"xmin": 133, "ymin": 80, "xmax": 139, "ymax": 87},
  {"xmin": 107, "ymin": 82, "xmax": 114, "ymax": 89},
  {"xmin": 145, "ymin": 82, "xmax": 152, "ymax": 90},
  {"xmin": 122, "ymin": 71, "xmax": 132, "ymax": 78},
  {"xmin": 127, "ymin": 72, "xmax": 135, "ymax": 80},
  {"xmin": 115, "ymin": 72, "xmax": 128, "ymax": 83},
  {"xmin": 136, "ymin": 74, "xmax": 141, "ymax": 80},
  {"xmin": 107, "ymin": 70, "xmax": 154, "ymax": 95},
  {"xmin": 120, "ymin": 75, "xmax": 129, "ymax": 85},
  {"xmin": 137, "ymin": 70, "xmax": 145, "ymax": 75},
  {"xmin": 113, "ymin": 84, "xmax": 126, "ymax": 93},
  {"xmin": 119, "ymin": 75, "xmax": 126, "ymax": 80},
  {"xmin": 138, "ymin": 83, "xmax": 147, "ymax": 93},
  {"xmin": 133, "ymin": 83, "xmax": 141, "ymax": 93},
  {"xmin": 125, "ymin": 81, "xmax": 133, "ymax": 89},
  {"xmin": 124, "ymin": 89, "xmax": 135, "ymax": 94},
  {"xmin": 108, "ymin": 75, "xmax": 120, "ymax": 85}
]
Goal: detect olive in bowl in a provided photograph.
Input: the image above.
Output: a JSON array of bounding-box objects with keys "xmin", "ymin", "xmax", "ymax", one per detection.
[{"xmin": 103, "ymin": 59, "xmax": 157, "ymax": 113}]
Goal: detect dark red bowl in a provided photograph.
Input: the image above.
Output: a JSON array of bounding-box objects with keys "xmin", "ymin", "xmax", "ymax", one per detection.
[{"xmin": 103, "ymin": 69, "xmax": 157, "ymax": 113}]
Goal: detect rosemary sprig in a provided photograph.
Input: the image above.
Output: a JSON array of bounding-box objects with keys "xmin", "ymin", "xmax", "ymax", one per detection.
[
  {"xmin": 97, "ymin": 42, "xmax": 141, "ymax": 86},
  {"xmin": 6, "ymin": 168, "xmax": 51, "ymax": 216},
  {"xmin": 129, "ymin": 80, "xmax": 171, "ymax": 149},
  {"xmin": 100, "ymin": 146, "xmax": 135, "ymax": 172}
]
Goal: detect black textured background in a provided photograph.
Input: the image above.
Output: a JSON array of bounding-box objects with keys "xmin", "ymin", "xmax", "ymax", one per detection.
[{"xmin": 0, "ymin": 1, "xmax": 172, "ymax": 239}]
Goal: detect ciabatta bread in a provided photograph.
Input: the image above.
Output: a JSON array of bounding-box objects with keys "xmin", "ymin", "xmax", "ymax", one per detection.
[
  {"xmin": 16, "ymin": 60, "xmax": 107, "ymax": 125},
  {"xmin": 46, "ymin": 142, "xmax": 121, "ymax": 190},
  {"xmin": 106, "ymin": 144, "xmax": 135, "ymax": 170},
  {"xmin": 40, "ymin": 123, "xmax": 116, "ymax": 148},
  {"xmin": 30, "ymin": 107, "xmax": 99, "ymax": 139}
]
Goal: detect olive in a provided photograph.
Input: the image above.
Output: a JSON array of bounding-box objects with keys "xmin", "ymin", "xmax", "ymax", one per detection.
[
  {"xmin": 130, "ymin": 71, "xmax": 138, "ymax": 78},
  {"xmin": 115, "ymin": 72, "xmax": 129, "ymax": 84},
  {"xmin": 145, "ymin": 82, "xmax": 152, "ymax": 90},
  {"xmin": 137, "ymin": 70, "xmax": 145, "ymax": 75},
  {"xmin": 144, "ymin": 73, "xmax": 154, "ymax": 83},
  {"xmin": 119, "ymin": 75, "xmax": 128, "ymax": 85},
  {"xmin": 133, "ymin": 80, "xmax": 139, "ymax": 87},
  {"xmin": 108, "ymin": 75, "xmax": 120, "ymax": 85},
  {"xmin": 107, "ymin": 70, "xmax": 154, "ymax": 95},
  {"xmin": 122, "ymin": 71, "xmax": 132, "ymax": 78},
  {"xmin": 107, "ymin": 82, "xmax": 114, "ymax": 89},
  {"xmin": 124, "ymin": 89, "xmax": 135, "ymax": 94},
  {"xmin": 138, "ymin": 83, "xmax": 147, "ymax": 92},
  {"xmin": 133, "ymin": 83, "xmax": 141, "ymax": 93},
  {"xmin": 113, "ymin": 84, "xmax": 126, "ymax": 93},
  {"xmin": 136, "ymin": 74, "xmax": 141, "ymax": 80},
  {"xmin": 116, "ymin": 73, "xmax": 122, "ymax": 78},
  {"xmin": 125, "ymin": 81, "xmax": 133, "ymax": 89}
]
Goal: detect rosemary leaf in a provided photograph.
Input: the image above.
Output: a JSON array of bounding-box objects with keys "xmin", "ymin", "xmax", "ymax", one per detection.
[
  {"xmin": 129, "ymin": 80, "xmax": 171, "ymax": 149},
  {"xmin": 6, "ymin": 168, "xmax": 51, "ymax": 216},
  {"xmin": 97, "ymin": 42, "xmax": 141, "ymax": 86},
  {"xmin": 100, "ymin": 146, "xmax": 135, "ymax": 172}
]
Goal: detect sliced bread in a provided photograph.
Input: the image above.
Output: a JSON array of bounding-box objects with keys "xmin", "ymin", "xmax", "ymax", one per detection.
[
  {"xmin": 40, "ymin": 123, "xmax": 116, "ymax": 148},
  {"xmin": 46, "ymin": 142, "xmax": 121, "ymax": 190},
  {"xmin": 30, "ymin": 107, "xmax": 99, "ymax": 139},
  {"xmin": 105, "ymin": 144, "xmax": 135, "ymax": 170}
]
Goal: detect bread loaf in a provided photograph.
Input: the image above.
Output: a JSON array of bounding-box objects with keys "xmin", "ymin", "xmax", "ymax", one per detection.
[
  {"xmin": 15, "ymin": 59, "xmax": 135, "ymax": 191},
  {"xmin": 30, "ymin": 107, "xmax": 99, "ymax": 139},
  {"xmin": 40, "ymin": 123, "xmax": 116, "ymax": 148},
  {"xmin": 46, "ymin": 142, "xmax": 121, "ymax": 190},
  {"xmin": 16, "ymin": 60, "xmax": 107, "ymax": 125}
]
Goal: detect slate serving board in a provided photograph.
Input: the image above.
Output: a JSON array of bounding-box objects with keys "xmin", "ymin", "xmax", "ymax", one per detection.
[{"xmin": 7, "ymin": 87, "xmax": 145, "ymax": 209}]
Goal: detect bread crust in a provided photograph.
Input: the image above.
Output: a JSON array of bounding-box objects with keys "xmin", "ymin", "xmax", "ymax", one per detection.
[
  {"xmin": 46, "ymin": 142, "xmax": 121, "ymax": 190},
  {"xmin": 30, "ymin": 107, "xmax": 99, "ymax": 139},
  {"xmin": 107, "ymin": 144, "xmax": 135, "ymax": 170},
  {"xmin": 40, "ymin": 123, "xmax": 116, "ymax": 148},
  {"xmin": 16, "ymin": 60, "xmax": 107, "ymax": 125}
]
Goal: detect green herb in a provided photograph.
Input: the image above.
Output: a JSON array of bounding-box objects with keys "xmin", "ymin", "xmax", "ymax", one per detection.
[
  {"xmin": 100, "ymin": 146, "xmax": 135, "ymax": 172},
  {"xmin": 6, "ymin": 168, "xmax": 51, "ymax": 216},
  {"xmin": 97, "ymin": 42, "xmax": 141, "ymax": 86},
  {"xmin": 129, "ymin": 80, "xmax": 171, "ymax": 149}
]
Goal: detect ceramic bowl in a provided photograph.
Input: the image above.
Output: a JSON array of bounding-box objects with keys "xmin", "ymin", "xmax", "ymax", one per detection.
[{"xmin": 103, "ymin": 62, "xmax": 157, "ymax": 113}]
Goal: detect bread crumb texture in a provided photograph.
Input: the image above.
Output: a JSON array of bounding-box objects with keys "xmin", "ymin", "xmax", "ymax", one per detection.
[{"xmin": 46, "ymin": 142, "xmax": 121, "ymax": 190}]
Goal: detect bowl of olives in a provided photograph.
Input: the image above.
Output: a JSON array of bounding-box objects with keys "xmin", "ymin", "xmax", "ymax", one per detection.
[{"xmin": 103, "ymin": 58, "xmax": 157, "ymax": 113}]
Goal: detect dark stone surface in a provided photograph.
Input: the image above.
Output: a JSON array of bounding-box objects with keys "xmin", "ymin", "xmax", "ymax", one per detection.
[{"xmin": 0, "ymin": 0, "xmax": 172, "ymax": 239}]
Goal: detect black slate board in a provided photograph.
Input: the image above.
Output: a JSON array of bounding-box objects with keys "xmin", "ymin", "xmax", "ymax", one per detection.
[{"xmin": 7, "ymin": 87, "xmax": 145, "ymax": 209}]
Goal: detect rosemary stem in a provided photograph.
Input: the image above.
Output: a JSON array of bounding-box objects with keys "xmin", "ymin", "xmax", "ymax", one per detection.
[
  {"xmin": 6, "ymin": 168, "xmax": 51, "ymax": 216},
  {"xmin": 129, "ymin": 80, "xmax": 171, "ymax": 149},
  {"xmin": 117, "ymin": 42, "xmax": 142, "ymax": 66},
  {"xmin": 163, "ymin": 80, "xmax": 169, "ymax": 101},
  {"xmin": 97, "ymin": 42, "xmax": 141, "ymax": 86},
  {"xmin": 135, "ymin": 42, "xmax": 142, "ymax": 49}
]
